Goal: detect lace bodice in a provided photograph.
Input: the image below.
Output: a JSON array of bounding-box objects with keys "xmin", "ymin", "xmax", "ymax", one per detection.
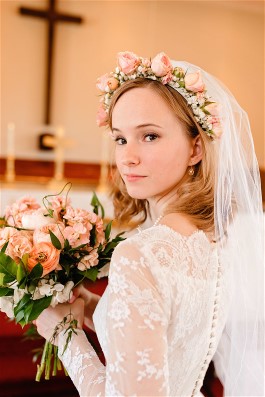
[{"xmin": 58, "ymin": 225, "xmax": 230, "ymax": 396}]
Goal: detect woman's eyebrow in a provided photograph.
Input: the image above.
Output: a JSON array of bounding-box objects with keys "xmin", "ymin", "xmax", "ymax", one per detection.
[{"xmin": 112, "ymin": 123, "xmax": 162, "ymax": 132}]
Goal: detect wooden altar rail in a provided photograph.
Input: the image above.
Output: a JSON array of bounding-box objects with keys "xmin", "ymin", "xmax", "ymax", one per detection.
[
  {"xmin": 0, "ymin": 158, "xmax": 265, "ymax": 203},
  {"xmin": 0, "ymin": 158, "xmax": 102, "ymax": 186}
]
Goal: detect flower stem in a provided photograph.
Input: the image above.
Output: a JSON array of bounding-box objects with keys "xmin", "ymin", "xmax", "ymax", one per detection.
[
  {"xmin": 45, "ymin": 342, "xmax": 53, "ymax": 380},
  {"xmin": 35, "ymin": 339, "xmax": 49, "ymax": 382},
  {"xmin": 52, "ymin": 345, "xmax": 58, "ymax": 376}
]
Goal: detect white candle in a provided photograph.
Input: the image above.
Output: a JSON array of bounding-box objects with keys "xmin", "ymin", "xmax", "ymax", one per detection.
[{"xmin": 7, "ymin": 123, "xmax": 15, "ymax": 157}]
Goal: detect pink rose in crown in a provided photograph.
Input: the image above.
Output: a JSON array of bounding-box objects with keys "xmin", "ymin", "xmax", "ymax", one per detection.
[
  {"xmin": 142, "ymin": 58, "xmax": 151, "ymax": 68},
  {"xmin": 96, "ymin": 73, "xmax": 110, "ymax": 92},
  {"xmin": 184, "ymin": 71, "xmax": 205, "ymax": 92},
  {"xmin": 117, "ymin": 51, "xmax": 140, "ymax": 74},
  {"xmin": 212, "ymin": 122, "xmax": 222, "ymax": 138},
  {"xmin": 96, "ymin": 103, "xmax": 108, "ymax": 127},
  {"xmin": 161, "ymin": 73, "xmax": 173, "ymax": 85},
  {"xmin": 107, "ymin": 77, "xmax": 119, "ymax": 91},
  {"xmin": 204, "ymin": 102, "xmax": 220, "ymax": 116},
  {"xmin": 151, "ymin": 52, "xmax": 173, "ymax": 77},
  {"xmin": 28, "ymin": 242, "xmax": 61, "ymax": 276}
]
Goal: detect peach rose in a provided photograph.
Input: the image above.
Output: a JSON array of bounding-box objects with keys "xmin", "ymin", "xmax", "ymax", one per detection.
[
  {"xmin": 117, "ymin": 51, "xmax": 140, "ymax": 75},
  {"xmin": 107, "ymin": 77, "xmax": 119, "ymax": 91},
  {"xmin": 96, "ymin": 73, "xmax": 110, "ymax": 92},
  {"xmin": 151, "ymin": 52, "xmax": 173, "ymax": 77},
  {"xmin": 184, "ymin": 71, "xmax": 205, "ymax": 92},
  {"xmin": 33, "ymin": 223, "xmax": 65, "ymax": 246},
  {"xmin": 28, "ymin": 242, "xmax": 61, "ymax": 276},
  {"xmin": 96, "ymin": 104, "xmax": 108, "ymax": 127}
]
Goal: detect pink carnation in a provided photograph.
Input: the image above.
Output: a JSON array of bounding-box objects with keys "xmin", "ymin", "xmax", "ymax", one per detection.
[
  {"xmin": 5, "ymin": 196, "xmax": 40, "ymax": 227},
  {"xmin": 0, "ymin": 227, "xmax": 17, "ymax": 250},
  {"xmin": 47, "ymin": 196, "xmax": 70, "ymax": 221},
  {"xmin": 6, "ymin": 230, "xmax": 33, "ymax": 263},
  {"xmin": 117, "ymin": 51, "xmax": 140, "ymax": 75},
  {"xmin": 63, "ymin": 224, "xmax": 90, "ymax": 248},
  {"xmin": 33, "ymin": 223, "xmax": 65, "ymax": 246},
  {"xmin": 78, "ymin": 249, "xmax": 99, "ymax": 271},
  {"xmin": 95, "ymin": 218, "xmax": 105, "ymax": 245}
]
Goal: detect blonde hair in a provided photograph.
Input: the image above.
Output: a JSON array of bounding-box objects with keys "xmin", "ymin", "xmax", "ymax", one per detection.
[{"xmin": 108, "ymin": 78, "xmax": 216, "ymax": 233}]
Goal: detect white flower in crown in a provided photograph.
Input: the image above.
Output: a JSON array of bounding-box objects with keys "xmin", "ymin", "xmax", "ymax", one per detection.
[{"xmin": 96, "ymin": 51, "xmax": 222, "ymax": 139}]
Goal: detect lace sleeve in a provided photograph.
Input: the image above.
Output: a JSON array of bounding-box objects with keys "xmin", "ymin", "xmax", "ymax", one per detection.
[{"xmin": 58, "ymin": 241, "xmax": 170, "ymax": 396}]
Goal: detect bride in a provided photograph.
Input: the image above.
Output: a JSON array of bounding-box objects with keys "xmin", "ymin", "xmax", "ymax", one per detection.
[{"xmin": 36, "ymin": 52, "xmax": 264, "ymax": 396}]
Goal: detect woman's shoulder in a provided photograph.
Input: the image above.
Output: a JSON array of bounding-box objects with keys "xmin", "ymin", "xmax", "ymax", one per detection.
[{"xmin": 113, "ymin": 214, "xmax": 214, "ymax": 263}]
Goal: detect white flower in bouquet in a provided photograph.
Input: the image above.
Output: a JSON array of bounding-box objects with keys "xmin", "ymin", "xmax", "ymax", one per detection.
[{"xmin": 21, "ymin": 208, "xmax": 56, "ymax": 229}]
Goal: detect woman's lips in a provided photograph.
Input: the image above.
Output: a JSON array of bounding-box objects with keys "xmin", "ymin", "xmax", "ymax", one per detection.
[{"xmin": 124, "ymin": 174, "xmax": 146, "ymax": 182}]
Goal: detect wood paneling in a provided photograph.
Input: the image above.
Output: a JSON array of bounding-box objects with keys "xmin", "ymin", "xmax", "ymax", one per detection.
[
  {"xmin": 0, "ymin": 158, "xmax": 101, "ymax": 184},
  {"xmin": 1, "ymin": 158, "xmax": 264, "ymax": 203}
]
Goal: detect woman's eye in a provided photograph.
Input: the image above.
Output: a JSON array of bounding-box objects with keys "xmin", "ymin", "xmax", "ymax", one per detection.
[
  {"xmin": 144, "ymin": 133, "xmax": 158, "ymax": 142},
  {"xmin": 115, "ymin": 137, "xmax": 126, "ymax": 145}
]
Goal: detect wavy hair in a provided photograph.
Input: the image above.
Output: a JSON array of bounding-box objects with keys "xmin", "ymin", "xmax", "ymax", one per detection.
[{"xmin": 107, "ymin": 78, "xmax": 216, "ymax": 233}]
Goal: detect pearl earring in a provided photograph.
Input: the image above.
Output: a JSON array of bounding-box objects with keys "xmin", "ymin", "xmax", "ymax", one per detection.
[{"xmin": 188, "ymin": 166, "xmax": 194, "ymax": 176}]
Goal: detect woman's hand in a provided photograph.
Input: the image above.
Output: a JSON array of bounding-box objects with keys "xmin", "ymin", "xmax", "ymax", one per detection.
[
  {"xmin": 70, "ymin": 284, "xmax": 101, "ymax": 332},
  {"xmin": 35, "ymin": 298, "xmax": 84, "ymax": 345}
]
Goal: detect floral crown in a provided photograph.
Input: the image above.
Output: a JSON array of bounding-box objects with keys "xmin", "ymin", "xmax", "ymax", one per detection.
[{"xmin": 96, "ymin": 51, "xmax": 222, "ymax": 139}]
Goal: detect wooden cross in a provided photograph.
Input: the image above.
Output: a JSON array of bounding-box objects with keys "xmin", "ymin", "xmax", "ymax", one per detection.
[{"xmin": 19, "ymin": 0, "xmax": 83, "ymax": 125}]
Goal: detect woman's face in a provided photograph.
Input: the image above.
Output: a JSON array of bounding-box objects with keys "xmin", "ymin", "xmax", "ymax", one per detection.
[{"xmin": 112, "ymin": 87, "xmax": 198, "ymax": 202}]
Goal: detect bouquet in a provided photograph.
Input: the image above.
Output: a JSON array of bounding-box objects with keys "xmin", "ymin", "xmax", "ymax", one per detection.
[{"xmin": 0, "ymin": 184, "xmax": 124, "ymax": 380}]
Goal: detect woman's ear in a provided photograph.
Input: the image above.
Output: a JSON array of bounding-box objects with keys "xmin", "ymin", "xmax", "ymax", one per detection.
[{"xmin": 189, "ymin": 135, "xmax": 203, "ymax": 166}]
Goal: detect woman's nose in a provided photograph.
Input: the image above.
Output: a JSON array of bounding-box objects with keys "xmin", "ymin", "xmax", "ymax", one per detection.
[{"xmin": 121, "ymin": 144, "xmax": 140, "ymax": 166}]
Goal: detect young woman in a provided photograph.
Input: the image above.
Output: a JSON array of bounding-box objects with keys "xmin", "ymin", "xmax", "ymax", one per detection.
[{"xmin": 36, "ymin": 52, "xmax": 264, "ymax": 396}]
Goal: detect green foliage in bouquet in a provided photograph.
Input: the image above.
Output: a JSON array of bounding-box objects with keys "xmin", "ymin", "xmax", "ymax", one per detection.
[{"xmin": 0, "ymin": 186, "xmax": 125, "ymax": 380}]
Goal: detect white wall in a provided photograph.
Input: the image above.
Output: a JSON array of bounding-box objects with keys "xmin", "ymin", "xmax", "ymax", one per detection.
[{"xmin": 1, "ymin": 0, "xmax": 264, "ymax": 166}]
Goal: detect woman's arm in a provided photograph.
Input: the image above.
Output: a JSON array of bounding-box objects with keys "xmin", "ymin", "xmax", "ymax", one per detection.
[{"xmin": 36, "ymin": 241, "xmax": 170, "ymax": 396}]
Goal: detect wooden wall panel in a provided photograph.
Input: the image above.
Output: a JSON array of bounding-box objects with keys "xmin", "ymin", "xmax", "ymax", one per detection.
[{"xmin": 0, "ymin": 158, "xmax": 264, "ymax": 203}]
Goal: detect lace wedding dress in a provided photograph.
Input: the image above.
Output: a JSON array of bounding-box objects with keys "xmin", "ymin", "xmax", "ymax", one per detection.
[{"xmin": 58, "ymin": 225, "xmax": 231, "ymax": 397}]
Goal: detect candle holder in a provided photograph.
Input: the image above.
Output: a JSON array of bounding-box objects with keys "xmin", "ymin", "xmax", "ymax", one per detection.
[
  {"xmin": 97, "ymin": 161, "xmax": 109, "ymax": 193},
  {"xmin": 5, "ymin": 155, "xmax": 15, "ymax": 183}
]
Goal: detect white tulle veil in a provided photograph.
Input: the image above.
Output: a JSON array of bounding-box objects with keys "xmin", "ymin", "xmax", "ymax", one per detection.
[{"xmin": 171, "ymin": 60, "xmax": 264, "ymax": 396}]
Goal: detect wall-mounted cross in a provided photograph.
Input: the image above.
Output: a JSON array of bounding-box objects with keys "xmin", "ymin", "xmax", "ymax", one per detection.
[{"xmin": 19, "ymin": 0, "xmax": 83, "ymax": 125}]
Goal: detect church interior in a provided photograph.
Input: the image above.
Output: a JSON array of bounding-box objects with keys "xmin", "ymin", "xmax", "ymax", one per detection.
[{"xmin": 0, "ymin": 1, "xmax": 264, "ymax": 396}]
